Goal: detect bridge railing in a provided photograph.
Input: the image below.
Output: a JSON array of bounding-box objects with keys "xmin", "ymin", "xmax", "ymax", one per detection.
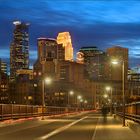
[
  {"xmin": 116, "ymin": 101, "xmax": 140, "ymax": 123},
  {"xmin": 0, "ymin": 104, "xmax": 87, "ymax": 121}
]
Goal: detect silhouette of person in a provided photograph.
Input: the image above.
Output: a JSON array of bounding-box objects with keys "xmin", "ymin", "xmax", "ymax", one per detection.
[{"xmin": 101, "ymin": 105, "xmax": 108, "ymax": 122}]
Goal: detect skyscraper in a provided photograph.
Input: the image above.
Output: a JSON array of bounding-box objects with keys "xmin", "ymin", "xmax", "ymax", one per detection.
[
  {"xmin": 33, "ymin": 37, "xmax": 65, "ymax": 105},
  {"xmin": 77, "ymin": 46, "xmax": 106, "ymax": 80},
  {"xmin": 0, "ymin": 58, "xmax": 7, "ymax": 74},
  {"xmin": 37, "ymin": 37, "xmax": 64, "ymax": 62},
  {"xmin": 57, "ymin": 32, "xmax": 73, "ymax": 61},
  {"xmin": 10, "ymin": 21, "xmax": 29, "ymax": 81}
]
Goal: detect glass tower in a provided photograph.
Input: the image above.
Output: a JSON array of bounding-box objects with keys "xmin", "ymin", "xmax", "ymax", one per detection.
[{"xmin": 10, "ymin": 21, "xmax": 29, "ymax": 81}]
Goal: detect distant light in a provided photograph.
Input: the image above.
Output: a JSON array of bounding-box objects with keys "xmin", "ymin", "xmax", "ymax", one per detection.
[
  {"xmin": 108, "ymin": 99, "xmax": 111, "ymax": 102},
  {"xmin": 77, "ymin": 95, "xmax": 82, "ymax": 99},
  {"xmin": 84, "ymin": 100, "xmax": 88, "ymax": 104},
  {"xmin": 45, "ymin": 77, "xmax": 52, "ymax": 84},
  {"xmin": 106, "ymin": 86, "xmax": 111, "ymax": 91},
  {"xmin": 38, "ymin": 72, "xmax": 42, "ymax": 76},
  {"xmin": 103, "ymin": 94, "xmax": 108, "ymax": 98},
  {"xmin": 33, "ymin": 84, "xmax": 37, "ymax": 87},
  {"xmin": 13, "ymin": 21, "xmax": 21, "ymax": 25},
  {"xmin": 111, "ymin": 60, "xmax": 119, "ymax": 65},
  {"xmin": 37, "ymin": 37, "xmax": 56, "ymax": 41},
  {"xmin": 114, "ymin": 102, "xmax": 117, "ymax": 105},
  {"xmin": 80, "ymin": 99, "xmax": 83, "ymax": 102},
  {"xmin": 69, "ymin": 91, "xmax": 74, "ymax": 95}
]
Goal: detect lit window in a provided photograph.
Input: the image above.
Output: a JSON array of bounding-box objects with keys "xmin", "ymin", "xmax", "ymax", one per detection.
[
  {"xmin": 38, "ymin": 72, "xmax": 42, "ymax": 75},
  {"xmin": 34, "ymin": 84, "xmax": 37, "ymax": 87},
  {"xmin": 33, "ymin": 72, "xmax": 37, "ymax": 75}
]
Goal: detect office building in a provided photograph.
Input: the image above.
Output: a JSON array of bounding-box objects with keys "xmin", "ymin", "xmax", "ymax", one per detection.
[
  {"xmin": 107, "ymin": 46, "xmax": 128, "ymax": 81},
  {"xmin": 33, "ymin": 37, "xmax": 65, "ymax": 105},
  {"xmin": 57, "ymin": 32, "xmax": 73, "ymax": 61},
  {"xmin": 77, "ymin": 46, "xmax": 106, "ymax": 80},
  {"xmin": 37, "ymin": 37, "xmax": 64, "ymax": 63},
  {"xmin": 0, "ymin": 59, "xmax": 7, "ymax": 74},
  {"xmin": 10, "ymin": 21, "xmax": 29, "ymax": 81},
  {"xmin": 0, "ymin": 71, "xmax": 9, "ymax": 103}
]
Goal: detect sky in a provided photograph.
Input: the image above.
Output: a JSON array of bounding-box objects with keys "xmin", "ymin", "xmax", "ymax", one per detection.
[{"xmin": 0, "ymin": 0, "xmax": 140, "ymax": 68}]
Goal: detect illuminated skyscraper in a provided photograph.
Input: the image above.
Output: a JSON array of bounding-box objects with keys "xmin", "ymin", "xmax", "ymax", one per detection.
[
  {"xmin": 57, "ymin": 32, "xmax": 73, "ymax": 61},
  {"xmin": 0, "ymin": 58, "xmax": 7, "ymax": 74},
  {"xmin": 10, "ymin": 21, "xmax": 29, "ymax": 81}
]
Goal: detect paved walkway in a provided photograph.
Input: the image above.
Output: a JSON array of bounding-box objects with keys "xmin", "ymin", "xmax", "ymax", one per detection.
[{"xmin": 94, "ymin": 115, "xmax": 140, "ymax": 140}]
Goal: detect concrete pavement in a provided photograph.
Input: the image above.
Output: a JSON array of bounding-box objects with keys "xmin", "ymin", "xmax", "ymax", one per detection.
[
  {"xmin": 0, "ymin": 112, "xmax": 139, "ymax": 140},
  {"xmin": 94, "ymin": 116, "xmax": 140, "ymax": 140}
]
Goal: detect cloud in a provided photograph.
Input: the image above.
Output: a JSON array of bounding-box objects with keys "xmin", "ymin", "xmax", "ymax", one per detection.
[
  {"xmin": 1, "ymin": 0, "xmax": 140, "ymax": 68},
  {"xmin": 0, "ymin": 49, "xmax": 9, "ymax": 58}
]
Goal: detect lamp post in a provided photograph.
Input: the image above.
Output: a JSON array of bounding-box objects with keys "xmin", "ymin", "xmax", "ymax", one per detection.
[
  {"xmin": 42, "ymin": 78, "xmax": 45, "ymax": 120},
  {"xmin": 84, "ymin": 100, "xmax": 88, "ymax": 109},
  {"xmin": 68, "ymin": 90, "xmax": 74, "ymax": 107},
  {"xmin": 122, "ymin": 61, "xmax": 125, "ymax": 127},
  {"xmin": 77, "ymin": 95, "xmax": 82, "ymax": 108},
  {"xmin": 42, "ymin": 77, "xmax": 52, "ymax": 120},
  {"xmin": 105, "ymin": 86, "xmax": 112, "ymax": 116},
  {"xmin": 112, "ymin": 60, "xmax": 125, "ymax": 126}
]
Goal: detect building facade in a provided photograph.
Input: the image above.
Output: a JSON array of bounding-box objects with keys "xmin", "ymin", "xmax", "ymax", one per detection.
[
  {"xmin": 0, "ymin": 72, "xmax": 9, "ymax": 103},
  {"xmin": 128, "ymin": 73, "xmax": 140, "ymax": 101},
  {"xmin": 10, "ymin": 21, "xmax": 29, "ymax": 81},
  {"xmin": 0, "ymin": 59, "xmax": 7, "ymax": 74},
  {"xmin": 77, "ymin": 46, "xmax": 107, "ymax": 80},
  {"xmin": 37, "ymin": 38, "xmax": 64, "ymax": 62},
  {"xmin": 9, "ymin": 69, "xmax": 33, "ymax": 105},
  {"xmin": 33, "ymin": 37, "xmax": 65, "ymax": 105},
  {"xmin": 106, "ymin": 46, "xmax": 128, "ymax": 81},
  {"xmin": 57, "ymin": 32, "xmax": 73, "ymax": 61}
]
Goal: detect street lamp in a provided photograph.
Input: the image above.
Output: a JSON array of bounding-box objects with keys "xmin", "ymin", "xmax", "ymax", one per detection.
[
  {"xmin": 68, "ymin": 90, "xmax": 74, "ymax": 107},
  {"xmin": 84, "ymin": 100, "xmax": 88, "ymax": 104},
  {"xmin": 77, "ymin": 95, "xmax": 82, "ymax": 108},
  {"xmin": 111, "ymin": 60, "xmax": 125, "ymax": 126},
  {"xmin": 80, "ymin": 99, "xmax": 83, "ymax": 102},
  {"xmin": 42, "ymin": 77, "xmax": 52, "ymax": 120},
  {"xmin": 105, "ymin": 86, "xmax": 113, "ymax": 116},
  {"xmin": 77, "ymin": 95, "xmax": 82, "ymax": 100},
  {"xmin": 45, "ymin": 77, "xmax": 52, "ymax": 85},
  {"xmin": 69, "ymin": 90, "xmax": 74, "ymax": 95},
  {"xmin": 103, "ymin": 94, "xmax": 108, "ymax": 98}
]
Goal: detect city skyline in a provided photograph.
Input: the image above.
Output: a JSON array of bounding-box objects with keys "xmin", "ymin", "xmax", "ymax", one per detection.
[{"xmin": 0, "ymin": 0, "xmax": 140, "ymax": 67}]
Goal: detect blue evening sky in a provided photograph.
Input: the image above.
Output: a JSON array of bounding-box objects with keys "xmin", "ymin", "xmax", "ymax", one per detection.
[{"xmin": 0, "ymin": 0, "xmax": 140, "ymax": 68}]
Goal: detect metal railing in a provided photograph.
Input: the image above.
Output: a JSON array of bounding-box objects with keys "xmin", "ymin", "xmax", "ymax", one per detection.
[
  {"xmin": 116, "ymin": 101, "xmax": 140, "ymax": 123},
  {"xmin": 116, "ymin": 112, "xmax": 140, "ymax": 123},
  {"xmin": 0, "ymin": 104, "xmax": 86, "ymax": 121}
]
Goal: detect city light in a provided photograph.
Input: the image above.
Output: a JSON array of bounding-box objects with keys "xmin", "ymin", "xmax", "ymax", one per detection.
[
  {"xmin": 111, "ymin": 60, "xmax": 119, "ymax": 65},
  {"xmin": 84, "ymin": 100, "xmax": 88, "ymax": 104},
  {"xmin": 77, "ymin": 95, "xmax": 82, "ymax": 100},
  {"xmin": 13, "ymin": 21, "xmax": 21, "ymax": 25},
  {"xmin": 103, "ymin": 94, "xmax": 108, "ymax": 98},
  {"xmin": 106, "ymin": 86, "xmax": 111, "ymax": 91},
  {"xmin": 80, "ymin": 99, "xmax": 83, "ymax": 102},
  {"xmin": 69, "ymin": 90, "xmax": 74, "ymax": 95},
  {"xmin": 45, "ymin": 77, "xmax": 52, "ymax": 84}
]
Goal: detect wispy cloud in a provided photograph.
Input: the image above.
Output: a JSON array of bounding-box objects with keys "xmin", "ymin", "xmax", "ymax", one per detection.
[{"xmin": 0, "ymin": 0, "xmax": 140, "ymax": 67}]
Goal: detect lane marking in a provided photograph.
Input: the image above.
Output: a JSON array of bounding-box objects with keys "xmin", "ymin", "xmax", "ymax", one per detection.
[
  {"xmin": 37, "ymin": 116, "xmax": 88, "ymax": 140},
  {"xmin": 0, "ymin": 120, "xmax": 56, "ymax": 136},
  {"xmin": 91, "ymin": 116, "xmax": 100, "ymax": 140}
]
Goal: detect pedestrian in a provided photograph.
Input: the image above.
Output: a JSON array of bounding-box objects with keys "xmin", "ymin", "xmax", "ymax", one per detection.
[{"xmin": 101, "ymin": 105, "xmax": 108, "ymax": 122}]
